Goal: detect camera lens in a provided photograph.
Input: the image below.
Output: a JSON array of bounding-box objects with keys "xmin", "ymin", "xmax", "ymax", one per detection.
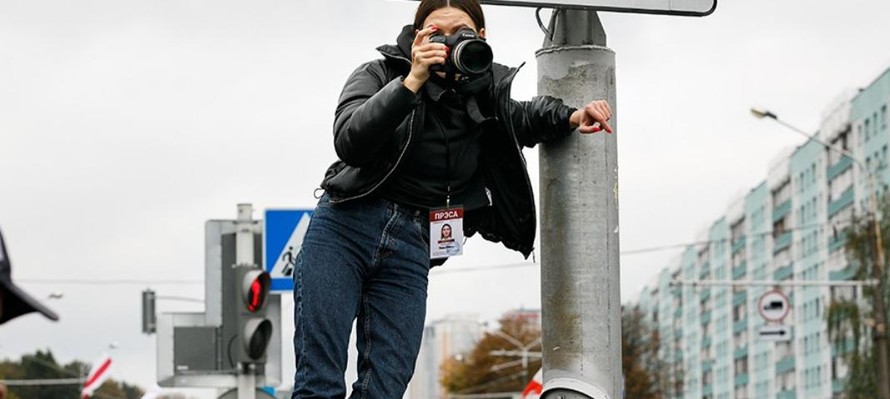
[{"xmin": 453, "ymin": 39, "xmax": 493, "ymax": 75}]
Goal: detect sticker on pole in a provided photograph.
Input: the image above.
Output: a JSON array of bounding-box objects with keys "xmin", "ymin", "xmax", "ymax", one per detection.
[
  {"xmin": 758, "ymin": 290, "xmax": 790, "ymax": 322},
  {"xmin": 263, "ymin": 209, "xmax": 313, "ymax": 293}
]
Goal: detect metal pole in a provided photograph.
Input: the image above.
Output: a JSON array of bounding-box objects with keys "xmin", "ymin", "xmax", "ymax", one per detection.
[
  {"xmin": 236, "ymin": 203, "xmax": 256, "ymax": 399},
  {"xmin": 537, "ymin": 9, "xmax": 619, "ymax": 399}
]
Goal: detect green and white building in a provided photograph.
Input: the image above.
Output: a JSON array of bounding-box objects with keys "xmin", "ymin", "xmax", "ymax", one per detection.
[{"xmin": 637, "ymin": 66, "xmax": 890, "ymax": 399}]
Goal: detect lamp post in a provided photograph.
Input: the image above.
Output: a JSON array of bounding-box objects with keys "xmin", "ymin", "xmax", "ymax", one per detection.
[
  {"xmin": 752, "ymin": 107, "xmax": 890, "ymax": 399},
  {"xmin": 488, "ymin": 330, "xmax": 542, "ymax": 386}
]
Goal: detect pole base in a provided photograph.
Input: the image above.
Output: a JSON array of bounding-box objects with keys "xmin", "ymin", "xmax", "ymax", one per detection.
[{"xmin": 542, "ymin": 378, "xmax": 610, "ymax": 399}]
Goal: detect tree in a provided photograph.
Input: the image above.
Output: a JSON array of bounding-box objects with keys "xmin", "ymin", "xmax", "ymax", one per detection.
[
  {"xmin": 0, "ymin": 350, "xmax": 144, "ymax": 399},
  {"xmin": 827, "ymin": 196, "xmax": 890, "ymax": 398},
  {"xmin": 622, "ymin": 305, "xmax": 667, "ymax": 399},
  {"xmin": 440, "ymin": 313, "xmax": 542, "ymax": 395},
  {"xmin": 440, "ymin": 307, "xmax": 667, "ymax": 398}
]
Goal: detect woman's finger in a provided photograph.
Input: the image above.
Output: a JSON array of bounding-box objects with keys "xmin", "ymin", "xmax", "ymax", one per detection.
[
  {"xmin": 412, "ymin": 43, "xmax": 446, "ymax": 65},
  {"xmin": 413, "ymin": 25, "xmax": 438, "ymax": 48},
  {"xmin": 595, "ymin": 102, "xmax": 612, "ymax": 121},
  {"xmin": 580, "ymin": 108, "xmax": 613, "ymax": 134}
]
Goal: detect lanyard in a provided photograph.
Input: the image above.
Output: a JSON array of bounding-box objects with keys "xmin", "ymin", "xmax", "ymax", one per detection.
[
  {"xmin": 430, "ymin": 110, "xmax": 454, "ymax": 208},
  {"xmin": 428, "ymin": 91, "xmax": 486, "ymax": 209}
]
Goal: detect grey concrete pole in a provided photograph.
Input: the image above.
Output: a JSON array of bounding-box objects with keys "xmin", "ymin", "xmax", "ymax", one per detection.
[{"xmin": 537, "ymin": 9, "xmax": 620, "ymax": 399}]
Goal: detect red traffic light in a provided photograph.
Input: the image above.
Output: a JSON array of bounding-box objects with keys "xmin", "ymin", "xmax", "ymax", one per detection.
[{"xmin": 240, "ymin": 270, "xmax": 270, "ymax": 312}]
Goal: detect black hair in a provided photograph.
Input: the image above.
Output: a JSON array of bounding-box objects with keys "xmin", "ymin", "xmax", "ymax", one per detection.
[{"xmin": 413, "ymin": 0, "xmax": 485, "ymax": 31}]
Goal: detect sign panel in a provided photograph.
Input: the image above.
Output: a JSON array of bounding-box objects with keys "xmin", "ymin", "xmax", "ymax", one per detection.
[
  {"xmin": 415, "ymin": 0, "xmax": 717, "ymax": 16},
  {"xmin": 759, "ymin": 325, "xmax": 792, "ymax": 342},
  {"xmin": 263, "ymin": 209, "xmax": 313, "ymax": 293},
  {"xmin": 758, "ymin": 290, "xmax": 790, "ymax": 322}
]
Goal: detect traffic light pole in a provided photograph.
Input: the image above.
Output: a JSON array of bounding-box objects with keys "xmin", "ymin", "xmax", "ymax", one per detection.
[
  {"xmin": 236, "ymin": 203, "xmax": 257, "ymax": 399},
  {"xmin": 537, "ymin": 9, "xmax": 620, "ymax": 399}
]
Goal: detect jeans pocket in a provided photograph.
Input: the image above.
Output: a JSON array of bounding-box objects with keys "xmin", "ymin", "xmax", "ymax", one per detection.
[{"xmin": 413, "ymin": 217, "xmax": 429, "ymax": 248}]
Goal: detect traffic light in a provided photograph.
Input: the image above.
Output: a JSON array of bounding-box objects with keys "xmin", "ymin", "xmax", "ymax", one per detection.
[
  {"xmin": 141, "ymin": 289, "xmax": 156, "ymax": 334},
  {"xmin": 234, "ymin": 266, "xmax": 272, "ymax": 364}
]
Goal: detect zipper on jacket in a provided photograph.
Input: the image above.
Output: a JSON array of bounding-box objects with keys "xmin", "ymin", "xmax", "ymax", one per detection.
[
  {"xmin": 328, "ymin": 107, "xmax": 419, "ymax": 204},
  {"xmin": 497, "ymin": 65, "xmax": 538, "ymax": 253}
]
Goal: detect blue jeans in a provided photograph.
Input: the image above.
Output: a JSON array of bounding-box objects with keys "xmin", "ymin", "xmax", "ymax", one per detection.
[{"xmin": 291, "ymin": 194, "xmax": 430, "ymax": 399}]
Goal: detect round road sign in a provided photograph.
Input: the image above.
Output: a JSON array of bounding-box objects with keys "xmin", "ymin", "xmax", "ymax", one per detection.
[{"xmin": 758, "ymin": 290, "xmax": 790, "ymax": 322}]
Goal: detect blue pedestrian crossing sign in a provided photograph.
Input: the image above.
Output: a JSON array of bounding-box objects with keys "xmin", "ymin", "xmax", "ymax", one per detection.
[{"xmin": 263, "ymin": 209, "xmax": 313, "ymax": 293}]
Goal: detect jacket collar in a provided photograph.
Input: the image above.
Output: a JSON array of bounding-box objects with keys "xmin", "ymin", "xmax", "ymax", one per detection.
[{"xmin": 376, "ymin": 25, "xmax": 414, "ymax": 66}]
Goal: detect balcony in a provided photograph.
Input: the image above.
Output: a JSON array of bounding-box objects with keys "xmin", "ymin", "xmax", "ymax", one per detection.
[
  {"xmin": 733, "ymin": 319, "xmax": 748, "ymax": 334},
  {"xmin": 773, "ymin": 231, "xmax": 792, "ymax": 253},
  {"xmin": 702, "ymin": 383, "xmax": 713, "ymax": 397},
  {"xmin": 827, "ymin": 154, "xmax": 854, "ymax": 181},
  {"xmin": 732, "ymin": 236, "xmax": 747, "ymax": 254},
  {"xmin": 773, "ymin": 200, "xmax": 791, "ymax": 223},
  {"xmin": 776, "ymin": 355, "xmax": 795, "ymax": 374},
  {"xmin": 777, "ymin": 389, "xmax": 797, "ymax": 399},
  {"xmin": 701, "ymin": 359, "xmax": 713, "ymax": 372},
  {"xmin": 732, "ymin": 262, "xmax": 747, "ymax": 280},
  {"xmin": 701, "ymin": 335, "xmax": 712, "ymax": 348},
  {"xmin": 832, "ymin": 337, "xmax": 856, "ymax": 356},
  {"xmin": 828, "ymin": 230, "xmax": 847, "ymax": 253},
  {"xmin": 733, "ymin": 291, "xmax": 747, "ymax": 306},
  {"xmin": 830, "ymin": 263, "xmax": 857, "ymax": 281},
  {"xmin": 734, "ymin": 372, "xmax": 749, "ymax": 387},
  {"xmin": 701, "ymin": 288, "xmax": 712, "ymax": 301},
  {"xmin": 701, "ymin": 310, "xmax": 712, "ymax": 324},
  {"xmin": 774, "ymin": 263, "xmax": 794, "ymax": 281},
  {"xmin": 699, "ymin": 262, "xmax": 711, "ymax": 280},
  {"xmin": 674, "ymin": 306, "xmax": 683, "ymax": 319},
  {"xmin": 828, "ymin": 186, "xmax": 855, "ymax": 218},
  {"xmin": 734, "ymin": 346, "xmax": 748, "ymax": 359},
  {"xmin": 833, "ymin": 379, "xmax": 845, "ymax": 393}
]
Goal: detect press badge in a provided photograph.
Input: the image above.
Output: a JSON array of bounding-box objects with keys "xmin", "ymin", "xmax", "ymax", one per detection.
[{"xmin": 429, "ymin": 206, "xmax": 464, "ymax": 259}]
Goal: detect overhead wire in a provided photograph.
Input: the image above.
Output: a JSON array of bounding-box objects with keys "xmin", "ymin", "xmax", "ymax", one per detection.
[{"xmin": 15, "ymin": 219, "xmax": 859, "ymax": 285}]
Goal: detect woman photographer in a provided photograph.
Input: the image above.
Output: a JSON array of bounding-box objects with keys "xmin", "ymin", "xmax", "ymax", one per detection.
[{"xmin": 291, "ymin": 0, "xmax": 612, "ymax": 397}]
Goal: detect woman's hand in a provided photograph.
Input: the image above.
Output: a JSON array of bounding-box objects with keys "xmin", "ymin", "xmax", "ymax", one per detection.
[
  {"xmin": 570, "ymin": 99, "xmax": 613, "ymax": 134},
  {"xmin": 403, "ymin": 25, "xmax": 448, "ymax": 93}
]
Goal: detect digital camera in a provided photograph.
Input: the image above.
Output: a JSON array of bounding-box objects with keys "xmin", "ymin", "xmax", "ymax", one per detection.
[{"xmin": 429, "ymin": 28, "xmax": 493, "ymax": 76}]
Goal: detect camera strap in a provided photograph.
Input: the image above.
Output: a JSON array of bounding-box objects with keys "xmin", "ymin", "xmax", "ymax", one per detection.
[{"xmin": 454, "ymin": 72, "xmax": 493, "ymax": 124}]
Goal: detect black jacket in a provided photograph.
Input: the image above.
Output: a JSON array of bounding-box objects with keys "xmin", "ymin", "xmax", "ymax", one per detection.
[{"xmin": 320, "ymin": 26, "xmax": 575, "ymax": 257}]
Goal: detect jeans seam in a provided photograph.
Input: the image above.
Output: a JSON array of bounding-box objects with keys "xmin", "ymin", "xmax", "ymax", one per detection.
[
  {"xmin": 370, "ymin": 206, "xmax": 400, "ymax": 273},
  {"xmin": 359, "ymin": 291, "xmax": 373, "ymax": 399},
  {"xmin": 295, "ymin": 261, "xmax": 307, "ymax": 395}
]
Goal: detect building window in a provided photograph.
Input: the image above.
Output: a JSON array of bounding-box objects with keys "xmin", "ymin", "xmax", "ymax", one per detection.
[
  {"xmin": 777, "ymin": 370, "xmax": 796, "ymax": 391},
  {"xmin": 882, "ymin": 104, "xmax": 888, "ymax": 129},
  {"xmin": 733, "ymin": 303, "xmax": 746, "ymax": 321},
  {"xmin": 773, "ymin": 179, "xmax": 791, "ymax": 205}
]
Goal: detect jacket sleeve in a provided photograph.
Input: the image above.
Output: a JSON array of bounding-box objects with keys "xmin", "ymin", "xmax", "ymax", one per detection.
[
  {"xmin": 333, "ymin": 60, "xmax": 420, "ymax": 167},
  {"xmin": 508, "ymin": 95, "xmax": 576, "ymax": 148}
]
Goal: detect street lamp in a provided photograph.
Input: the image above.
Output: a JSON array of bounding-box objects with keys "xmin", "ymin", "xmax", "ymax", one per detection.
[
  {"xmin": 752, "ymin": 106, "xmax": 890, "ymax": 399},
  {"xmin": 488, "ymin": 330, "xmax": 542, "ymax": 385}
]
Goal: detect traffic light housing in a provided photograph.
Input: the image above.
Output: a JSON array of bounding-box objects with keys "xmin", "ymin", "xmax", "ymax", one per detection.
[
  {"xmin": 141, "ymin": 289, "xmax": 156, "ymax": 334},
  {"xmin": 235, "ymin": 266, "xmax": 272, "ymax": 364}
]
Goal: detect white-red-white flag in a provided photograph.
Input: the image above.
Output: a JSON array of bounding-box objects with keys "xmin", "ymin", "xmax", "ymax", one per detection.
[
  {"xmin": 520, "ymin": 368, "xmax": 543, "ymax": 399},
  {"xmin": 81, "ymin": 353, "xmax": 113, "ymax": 398}
]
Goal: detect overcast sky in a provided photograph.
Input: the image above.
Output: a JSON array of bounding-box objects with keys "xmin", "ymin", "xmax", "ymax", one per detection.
[{"xmin": 2, "ymin": 0, "xmax": 890, "ymax": 396}]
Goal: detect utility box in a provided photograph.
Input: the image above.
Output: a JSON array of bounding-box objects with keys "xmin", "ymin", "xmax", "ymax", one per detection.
[
  {"xmin": 173, "ymin": 326, "xmax": 218, "ymax": 372},
  {"xmin": 155, "ymin": 218, "xmax": 282, "ymax": 389}
]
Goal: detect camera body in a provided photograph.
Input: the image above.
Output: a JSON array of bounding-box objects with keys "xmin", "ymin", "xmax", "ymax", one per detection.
[{"xmin": 429, "ymin": 28, "xmax": 493, "ymax": 76}]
